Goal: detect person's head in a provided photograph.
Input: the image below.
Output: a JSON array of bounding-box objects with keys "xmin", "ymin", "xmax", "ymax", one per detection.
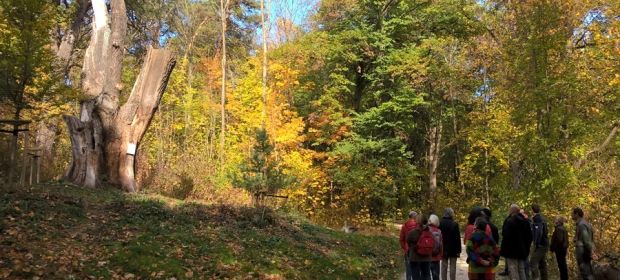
[
  {"xmin": 481, "ymin": 207, "xmax": 492, "ymax": 219},
  {"xmin": 429, "ymin": 214, "xmax": 440, "ymax": 227},
  {"xmin": 468, "ymin": 207, "xmax": 483, "ymax": 225},
  {"xmin": 474, "ymin": 216, "xmax": 488, "ymax": 231},
  {"xmin": 531, "ymin": 203, "xmax": 541, "ymax": 214},
  {"xmin": 443, "ymin": 207, "xmax": 455, "ymax": 219},
  {"xmin": 554, "ymin": 216, "xmax": 566, "ymax": 226},
  {"xmin": 417, "ymin": 213, "xmax": 429, "ymax": 226},
  {"xmin": 509, "ymin": 204, "xmax": 520, "ymax": 215},
  {"xmin": 572, "ymin": 207, "xmax": 584, "ymax": 221},
  {"xmin": 409, "ymin": 211, "xmax": 418, "ymax": 220}
]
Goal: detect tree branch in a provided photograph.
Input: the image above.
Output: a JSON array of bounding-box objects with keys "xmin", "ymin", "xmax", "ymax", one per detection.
[{"xmin": 576, "ymin": 122, "xmax": 620, "ymax": 168}]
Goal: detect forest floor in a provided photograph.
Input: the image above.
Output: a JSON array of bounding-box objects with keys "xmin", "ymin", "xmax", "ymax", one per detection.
[{"xmin": 0, "ymin": 182, "xmax": 401, "ymax": 279}]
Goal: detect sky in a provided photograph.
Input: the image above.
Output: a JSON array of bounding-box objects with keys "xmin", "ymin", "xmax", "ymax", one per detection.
[{"xmin": 256, "ymin": 0, "xmax": 318, "ymax": 45}]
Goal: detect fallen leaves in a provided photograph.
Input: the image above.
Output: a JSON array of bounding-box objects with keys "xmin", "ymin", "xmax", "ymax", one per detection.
[{"xmin": 1, "ymin": 183, "xmax": 402, "ymax": 279}]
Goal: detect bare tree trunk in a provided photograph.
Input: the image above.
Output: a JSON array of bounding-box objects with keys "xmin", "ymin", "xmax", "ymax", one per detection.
[
  {"xmin": 219, "ymin": 0, "xmax": 230, "ymax": 170},
  {"xmin": 114, "ymin": 48, "xmax": 176, "ymax": 191},
  {"xmin": 428, "ymin": 120, "xmax": 442, "ymax": 204},
  {"xmin": 261, "ymin": 0, "xmax": 269, "ymax": 125},
  {"xmin": 484, "ymin": 148, "xmax": 490, "ymax": 206},
  {"xmin": 64, "ymin": 0, "xmax": 176, "ymax": 191},
  {"xmin": 64, "ymin": 102, "xmax": 102, "ymax": 188}
]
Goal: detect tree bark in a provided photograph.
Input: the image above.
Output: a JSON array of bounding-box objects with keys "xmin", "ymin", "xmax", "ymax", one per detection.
[
  {"xmin": 64, "ymin": 0, "xmax": 176, "ymax": 191},
  {"xmin": 261, "ymin": 0, "xmax": 269, "ymax": 125},
  {"xmin": 113, "ymin": 47, "xmax": 176, "ymax": 191},
  {"xmin": 220, "ymin": 0, "xmax": 230, "ymax": 169},
  {"xmin": 428, "ymin": 121, "xmax": 442, "ymax": 204}
]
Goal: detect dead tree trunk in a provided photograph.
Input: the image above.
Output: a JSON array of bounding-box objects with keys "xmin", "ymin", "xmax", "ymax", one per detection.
[{"xmin": 63, "ymin": 0, "xmax": 176, "ymax": 191}]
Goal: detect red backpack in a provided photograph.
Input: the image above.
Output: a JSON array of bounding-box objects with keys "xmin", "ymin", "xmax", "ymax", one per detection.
[{"xmin": 416, "ymin": 227, "xmax": 435, "ymax": 257}]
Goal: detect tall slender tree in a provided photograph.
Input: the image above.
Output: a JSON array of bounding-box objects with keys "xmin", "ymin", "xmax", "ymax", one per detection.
[{"xmin": 220, "ymin": 0, "xmax": 230, "ymax": 170}]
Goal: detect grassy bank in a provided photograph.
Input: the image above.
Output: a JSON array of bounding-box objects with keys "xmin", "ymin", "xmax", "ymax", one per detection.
[{"xmin": 0, "ymin": 183, "xmax": 401, "ymax": 279}]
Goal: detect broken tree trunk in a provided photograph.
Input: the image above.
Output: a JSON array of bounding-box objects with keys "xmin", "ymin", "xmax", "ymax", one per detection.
[
  {"xmin": 113, "ymin": 48, "xmax": 176, "ymax": 192},
  {"xmin": 63, "ymin": 0, "xmax": 176, "ymax": 192},
  {"xmin": 64, "ymin": 47, "xmax": 175, "ymax": 191}
]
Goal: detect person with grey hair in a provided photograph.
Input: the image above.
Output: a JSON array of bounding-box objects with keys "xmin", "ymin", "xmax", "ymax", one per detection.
[
  {"xmin": 401, "ymin": 211, "xmax": 418, "ymax": 280},
  {"xmin": 429, "ymin": 214, "xmax": 443, "ymax": 280},
  {"xmin": 439, "ymin": 208, "xmax": 461, "ymax": 280},
  {"xmin": 500, "ymin": 204, "xmax": 532, "ymax": 280}
]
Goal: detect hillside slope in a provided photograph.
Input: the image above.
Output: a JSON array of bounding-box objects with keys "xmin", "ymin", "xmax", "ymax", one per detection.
[{"xmin": 0, "ymin": 183, "xmax": 401, "ymax": 279}]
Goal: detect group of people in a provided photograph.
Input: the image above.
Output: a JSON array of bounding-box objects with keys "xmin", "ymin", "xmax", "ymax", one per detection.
[{"xmin": 399, "ymin": 204, "xmax": 596, "ymax": 280}]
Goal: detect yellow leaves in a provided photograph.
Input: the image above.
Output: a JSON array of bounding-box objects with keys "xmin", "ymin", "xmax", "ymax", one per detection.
[{"xmin": 609, "ymin": 74, "xmax": 620, "ymax": 87}]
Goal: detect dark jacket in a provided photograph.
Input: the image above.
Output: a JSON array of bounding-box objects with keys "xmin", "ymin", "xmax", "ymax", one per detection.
[
  {"xmin": 488, "ymin": 222, "xmax": 500, "ymax": 245},
  {"xmin": 407, "ymin": 225, "xmax": 433, "ymax": 262},
  {"xmin": 500, "ymin": 213, "xmax": 532, "ymax": 259},
  {"xmin": 439, "ymin": 217, "xmax": 462, "ymax": 258},
  {"xmin": 531, "ymin": 213, "xmax": 549, "ymax": 248},
  {"xmin": 550, "ymin": 224, "xmax": 568, "ymax": 254}
]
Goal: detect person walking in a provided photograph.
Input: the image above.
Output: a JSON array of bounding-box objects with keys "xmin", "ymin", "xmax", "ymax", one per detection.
[
  {"xmin": 429, "ymin": 214, "xmax": 443, "ymax": 280},
  {"xmin": 466, "ymin": 217, "xmax": 500, "ymax": 280},
  {"xmin": 500, "ymin": 204, "xmax": 532, "ymax": 280},
  {"xmin": 439, "ymin": 208, "xmax": 461, "ymax": 280},
  {"xmin": 407, "ymin": 214, "xmax": 433, "ymax": 280},
  {"xmin": 401, "ymin": 211, "xmax": 419, "ymax": 280},
  {"xmin": 550, "ymin": 216, "xmax": 568, "ymax": 280},
  {"xmin": 572, "ymin": 207, "xmax": 595, "ymax": 280},
  {"xmin": 529, "ymin": 204, "xmax": 549, "ymax": 280}
]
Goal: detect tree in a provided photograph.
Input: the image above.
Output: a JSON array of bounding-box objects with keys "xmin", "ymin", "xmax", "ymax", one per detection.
[
  {"xmin": 233, "ymin": 128, "xmax": 290, "ymax": 205},
  {"xmin": 63, "ymin": 0, "xmax": 176, "ymax": 191},
  {"xmin": 260, "ymin": 0, "xmax": 269, "ymax": 124},
  {"xmin": 220, "ymin": 0, "xmax": 230, "ymax": 170},
  {"xmin": 0, "ymin": 0, "xmax": 61, "ymax": 183}
]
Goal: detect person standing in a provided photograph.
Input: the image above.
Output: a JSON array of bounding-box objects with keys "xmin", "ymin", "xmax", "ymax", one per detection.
[
  {"xmin": 529, "ymin": 204, "xmax": 549, "ymax": 280},
  {"xmin": 429, "ymin": 214, "xmax": 443, "ymax": 280},
  {"xmin": 550, "ymin": 216, "xmax": 568, "ymax": 280},
  {"xmin": 401, "ymin": 211, "xmax": 419, "ymax": 280},
  {"xmin": 407, "ymin": 214, "xmax": 433, "ymax": 280},
  {"xmin": 572, "ymin": 207, "xmax": 595, "ymax": 280},
  {"xmin": 481, "ymin": 208, "xmax": 500, "ymax": 244},
  {"xmin": 500, "ymin": 204, "xmax": 532, "ymax": 280},
  {"xmin": 464, "ymin": 207, "xmax": 483, "ymax": 245},
  {"xmin": 466, "ymin": 217, "xmax": 500, "ymax": 280},
  {"xmin": 439, "ymin": 208, "xmax": 461, "ymax": 280}
]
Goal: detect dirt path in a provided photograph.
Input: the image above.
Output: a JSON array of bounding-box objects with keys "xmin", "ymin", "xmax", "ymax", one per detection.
[{"xmin": 400, "ymin": 240, "xmax": 469, "ymax": 280}]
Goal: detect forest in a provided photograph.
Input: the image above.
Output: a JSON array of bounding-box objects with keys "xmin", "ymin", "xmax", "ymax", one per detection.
[{"xmin": 0, "ymin": 0, "xmax": 619, "ymax": 278}]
